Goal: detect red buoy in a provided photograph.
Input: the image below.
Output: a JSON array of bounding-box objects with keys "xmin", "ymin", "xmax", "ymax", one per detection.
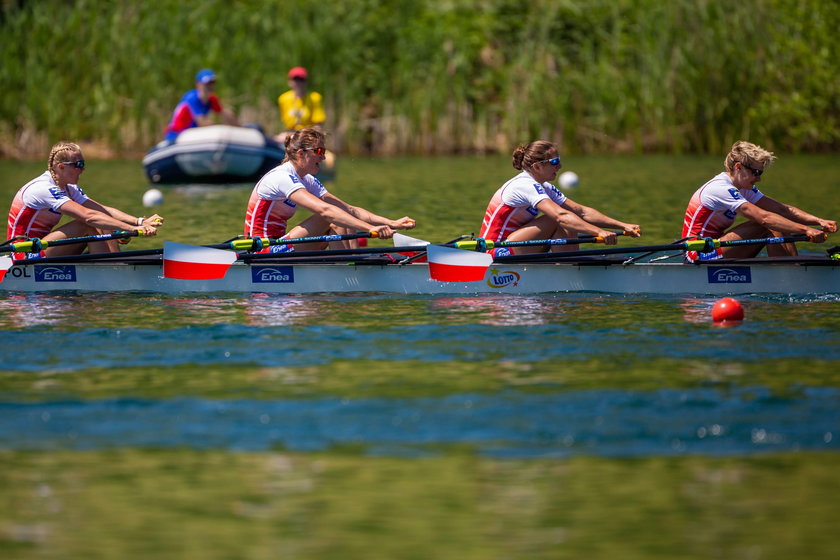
[{"xmin": 711, "ymin": 297, "xmax": 744, "ymax": 323}]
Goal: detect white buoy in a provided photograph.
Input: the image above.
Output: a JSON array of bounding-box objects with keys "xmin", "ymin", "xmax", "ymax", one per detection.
[
  {"xmin": 142, "ymin": 188, "xmax": 164, "ymax": 207},
  {"xmin": 558, "ymin": 171, "xmax": 579, "ymax": 189}
]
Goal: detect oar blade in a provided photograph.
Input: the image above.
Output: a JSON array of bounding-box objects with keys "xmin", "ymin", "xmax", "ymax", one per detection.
[
  {"xmin": 427, "ymin": 245, "xmax": 492, "ymax": 282},
  {"xmin": 163, "ymin": 241, "xmax": 237, "ymax": 280},
  {"xmin": 0, "ymin": 255, "xmax": 13, "ymax": 283},
  {"xmin": 393, "ymin": 233, "xmax": 430, "ymax": 247},
  {"xmin": 393, "ymin": 232, "xmax": 430, "ymax": 262}
]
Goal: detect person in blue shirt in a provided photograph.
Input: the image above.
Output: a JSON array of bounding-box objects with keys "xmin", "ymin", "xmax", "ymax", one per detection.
[{"xmin": 164, "ymin": 69, "xmax": 240, "ymax": 141}]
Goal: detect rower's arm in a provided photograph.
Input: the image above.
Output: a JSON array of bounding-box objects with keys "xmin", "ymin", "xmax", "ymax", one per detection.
[
  {"xmin": 88, "ymin": 200, "xmax": 162, "ymax": 227},
  {"xmin": 536, "ymin": 199, "xmax": 607, "ymax": 238},
  {"xmin": 59, "ymin": 200, "xmax": 147, "ymax": 233},
  {"xmin": 755, "ymin": 196, "xmax": 837, "ymax": 232},
  {"xmin": 289, "ymin": 189, "xmax": 387, "ymax": 234},
  {"xmin": 737, "ymin": 201, "xmax": 825, "ymax": 239},
  {"xmin": 559, "ymin": 198, "xmax": 641, "ymax": 236},
  {"xmin": 321, "ymin": 193, "xmax": 415, "ymax": 230}
]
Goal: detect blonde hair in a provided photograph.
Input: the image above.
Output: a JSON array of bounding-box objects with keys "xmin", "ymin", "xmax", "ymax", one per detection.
[
  {"xmin": 47, "ymin": 141, "xmax": 82, "ymax": 182},
  {"xmin": 283, "ymin": 128, "xmax": 325, "ymax": 164},
  {"xmin": 512, "ymin": 140, "xmax": 557, "ymax": 170},
  {"xmin": 724, "ymin": 140, "xmax": 776, "ymax": 173}
]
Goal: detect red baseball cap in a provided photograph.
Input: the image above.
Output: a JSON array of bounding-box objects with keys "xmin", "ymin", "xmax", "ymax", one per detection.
[{"xmin": 288, "ymin": 66, "xmax": 308, "ymax": 79}]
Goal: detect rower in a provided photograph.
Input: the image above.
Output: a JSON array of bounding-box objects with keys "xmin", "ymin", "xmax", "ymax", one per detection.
[
  {"xmin": 6, "ymin": 141, "xmax": 162, "ymax": 260},
  {"xmin": 244, "ymin": 128, "xmax": 415, "ymax": 252},
  {"xmin": 682, "ymin": 140, "xmax": 836, "ymax": 262},
  {"xmin": 480, "ymin": 140, "xmax": 641, "ymax": 256}
]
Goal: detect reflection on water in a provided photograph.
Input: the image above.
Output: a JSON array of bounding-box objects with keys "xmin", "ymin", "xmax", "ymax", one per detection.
[
  {"xmin": 0, "ymin": 293, "xmax": 86, "ymax": 328},
  {"xmin": 243, "ymin": 293, "xmax": 325, "ymax": 326},
  {"xmin": 428, "ymin": 295, "xmax": 567, "ymax": 326}
]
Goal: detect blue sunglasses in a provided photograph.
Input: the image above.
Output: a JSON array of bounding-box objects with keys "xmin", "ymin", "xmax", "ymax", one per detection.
[
  {"xmin": 61, "ymin": 160, "xmax": 86, "ymax": 169},
  {"xmin": 540, "ymin": 157, "xmax": 561, "ymax": 166}
]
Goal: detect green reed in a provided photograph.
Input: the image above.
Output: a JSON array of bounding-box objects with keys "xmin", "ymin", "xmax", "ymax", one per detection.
[{"xmin": 1, "ymin": 0, "xmax": 837, "ymax": 157}]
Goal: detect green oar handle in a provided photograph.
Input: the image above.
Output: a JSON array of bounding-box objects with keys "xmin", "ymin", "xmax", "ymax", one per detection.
[{"xmin": 0, "ymin": 230, "xmax": 141, "ymax": 253}]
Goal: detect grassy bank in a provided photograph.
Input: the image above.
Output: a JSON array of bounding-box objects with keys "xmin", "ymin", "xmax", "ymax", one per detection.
[{"xmin": 1, "ymin": 0, "xmax": 837, "ymax": 157}]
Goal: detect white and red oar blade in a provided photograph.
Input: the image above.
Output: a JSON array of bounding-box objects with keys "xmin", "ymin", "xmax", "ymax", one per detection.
[
  {"xmin": 427, "ymin": 245, "xmax": 492, "ymax": 282},
  {"xmin": 163, "ymin": 241, "xmax": 237, "ymax": 280},
  {"xmin": 0, "ymin": 255, "xmax": 13, "ymax": 283},
  {"xmin": 393, "ymin": 233, "xmax": 430, "ymax": 247}
]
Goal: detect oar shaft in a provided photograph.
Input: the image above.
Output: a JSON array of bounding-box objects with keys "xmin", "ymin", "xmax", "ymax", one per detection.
[
  {"xmin": 497, "ymin": 235, "xmax": 814, "ymax": 263},
  {"xmin": 718, "ymin": 234, "xmax": 810, "ymax": 247},
  {"xmin": 454, "ymin": 236, "xmax": 603, "ymax": 250},
  {"xmin": 1, "ymin": 231, "xmax": 141, "ymax": 253},
  {"xmin": 228, "ymin": 231, "xmax": 378, "ymax": 251},
  {"xmin": 496, "ymin": 243, "xmax": 688, "ymax": 262},
  {"xmin": 242, "ymin": 245, "xmax": 429, "ymax": 260},
  {"xmin": 13, "ymin": 248, "xmax": 164, "ymax": 264}
]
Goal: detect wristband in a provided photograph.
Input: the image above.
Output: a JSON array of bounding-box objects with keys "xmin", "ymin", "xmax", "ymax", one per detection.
[{"xmin": 137, "ymin": 216, "xmax": 145, "ymax": 226}]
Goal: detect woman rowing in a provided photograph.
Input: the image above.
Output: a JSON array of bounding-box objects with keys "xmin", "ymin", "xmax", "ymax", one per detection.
[
  {"xmin": 244, "ymin": 128, "xmax": 415, "ymax": 251},
  {"xmin": 682, "ymin": 140, "xmax": 835, "ymax": 262},
  {"xmin": 480, "ymin": 140, "xmax": 641, "ymax": 256},
  {"xmin": 6, "ymin": 141, "xmax": 162, "ymax": 259}
]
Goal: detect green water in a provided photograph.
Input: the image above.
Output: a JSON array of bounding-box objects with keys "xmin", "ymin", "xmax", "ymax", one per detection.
[
  {"xmin": 2, "ymin": 155, "xmax": 839, "ymax": 559},
  {"xmin": 2, "ymin": 450, "xmax": 839, "ymax": 559}
]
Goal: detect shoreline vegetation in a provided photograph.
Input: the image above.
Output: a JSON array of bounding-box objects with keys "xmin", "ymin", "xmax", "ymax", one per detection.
[{"xmin": 1, "ymin": 0, "xmax": 837, "ymax": 159}]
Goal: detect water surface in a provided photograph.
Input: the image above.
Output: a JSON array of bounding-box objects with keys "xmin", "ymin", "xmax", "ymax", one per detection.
[{"xmin": 1, "ymin": 156, "xmax": 839, "ymax": 559}]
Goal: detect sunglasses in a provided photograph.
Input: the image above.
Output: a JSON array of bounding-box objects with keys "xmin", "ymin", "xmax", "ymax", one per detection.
[
  {"xmin": 741, "ymin": 162, "xmax": 763, "ymax": 177},
  {"xmin": 304, "ymin": 147, "xmax": 326, "ymax": 156},
  {"xmin": 61, "ymin": 160, "xmax": 86, "ymax": 169},
  {"xmin": 539, "ymin": 157, "xmax": 561, "ymax": 166}
]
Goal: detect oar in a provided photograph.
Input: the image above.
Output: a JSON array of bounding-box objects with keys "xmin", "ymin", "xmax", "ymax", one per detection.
[
  {"xmin": 0, "ymin": 255, "xmax": 13, "ymax": 282},
  {"xmin": 225, "ymin": 231, "xmax": 379, "ymax": 251},
  {"xmin": 0, "ymin": 230, "xmax": 144, "ymax": 253},
  {"xmin": 623, "ymin": 236, "xmax": 693, "ymax": 265},
  {"xmin": 451, "ymin": 235, "xmax": 606, "ymax": 251},
  {"xmin": 495, "ymin": 235, "xmax": 813, "ymax": 263},
  {"xmin": 241, "ymin": 245, "xmax": 430, "ymax": 261},
  {"xmin": 7, "ymin": 231, "xmax": 383, "ymax": 265}
]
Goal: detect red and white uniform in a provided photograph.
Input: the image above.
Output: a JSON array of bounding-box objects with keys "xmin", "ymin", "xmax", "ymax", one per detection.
[
  {"xmin": 7, "ymin": 171, "xmax": 88, "ymax": 240},
  {"xmin": 479, "ymin": 171, "xmax": 567, "ymax": 242},
  {"xmin": 244, "ymin": 161, "xmax": 328, "ymax": 239},
  {"xmin": 682, "ymin": 172, "xmax": 764, "ymax": 261}
]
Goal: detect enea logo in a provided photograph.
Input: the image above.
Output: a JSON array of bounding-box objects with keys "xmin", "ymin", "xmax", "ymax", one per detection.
[
  {"xmin": 708, "ymin": 266, "xmax": 751, "ymax": 284},
  {"xmin": 251, "ymin": 266, "xmax": 295, "ymax": 283},
  {"xmin": 486, "ymin": 267, "xmax": 521, "ymax": 289},
  {"xmin": 34, "ymin": 265, "xmax": 76, "ymax": 282}
]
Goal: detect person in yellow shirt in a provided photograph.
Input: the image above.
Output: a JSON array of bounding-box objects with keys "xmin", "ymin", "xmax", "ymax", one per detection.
[{"xmin": 275, "ymin": 67, "xmax": 325, "ymax": 142}]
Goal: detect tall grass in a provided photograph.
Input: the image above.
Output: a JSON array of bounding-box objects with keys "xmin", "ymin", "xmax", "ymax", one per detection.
[{"xmin": 1, "ymin": 0, "xmax": 837, "ymax": 158}]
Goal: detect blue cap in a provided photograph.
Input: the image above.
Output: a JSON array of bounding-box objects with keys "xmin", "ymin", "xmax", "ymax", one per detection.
[{"xmin": 195, "ymin": 69, "xmax": 217, "ymax": 84}]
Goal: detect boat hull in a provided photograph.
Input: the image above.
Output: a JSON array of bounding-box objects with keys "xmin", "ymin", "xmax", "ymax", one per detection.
[
  {"xmin": 2, "ymin": 258, "xmax": 838, "ymax": 295},
  {"xmin": 143, "ymin": 125, "xmax": 285, "ymax": 184}
]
